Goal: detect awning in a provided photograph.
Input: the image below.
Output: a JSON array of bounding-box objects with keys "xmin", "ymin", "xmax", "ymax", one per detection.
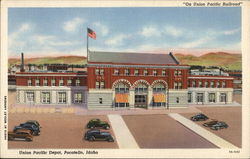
[
  {"xmin": 115, "ymin": 94, "xmax": 129, "ymax": 103},
  {"xmin": 153, "ymin": 94, "xmax": 166, "ymax": 102}
]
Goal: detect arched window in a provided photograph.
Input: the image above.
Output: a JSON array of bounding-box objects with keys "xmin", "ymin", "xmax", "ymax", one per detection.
[
  {"xmin": 153, "ymin": 83, "xmax": 166, "ymax": 92},
  {"xmin": 115, "ymin": 83, "xmax": 129, "ymax": 93},
  {"xmin": 135, "ymin": 83, "xmax": 148, "ymax": 93}
]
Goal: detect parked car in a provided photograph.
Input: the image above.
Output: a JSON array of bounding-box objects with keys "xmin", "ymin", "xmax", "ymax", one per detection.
[
  {"xmin": 86, "ymin": 119, "xmax": 110, "ymax": 129},
  {"xmin": 210, "ymin": 121, "xmax": 229, "ymax": 130},
  {"xmin": 203, "ymin": 120, "xmax": 219, "ymax": 127},
  {"xmin": 25, "ymin": 120, "xmax": 41, "ymax": 128},
  {"xmin": 203, "ymin": 120, "xmax": 228, "ymax": 130},
  {"xmin": 84, "ymin": 129, "xmax": 114, "ymax": 142},
  {"xmin": 14, "ymin": 123, "xmax": 40, "ymax": 136},
  {"xmin": 8, "ymin": 129, "xmax": 33, "ymax": 141},
  {"xmin": 190, "ymin": 113, "xmax": 209, "ymax": 121}
]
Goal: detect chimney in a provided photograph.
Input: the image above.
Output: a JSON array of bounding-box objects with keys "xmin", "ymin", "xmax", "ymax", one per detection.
[{"xmin": 20, "ymin": 52, "xmax": 25, "ymax": 72}]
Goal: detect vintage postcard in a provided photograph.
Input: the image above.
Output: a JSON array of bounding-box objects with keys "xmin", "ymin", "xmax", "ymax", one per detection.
[{"xmin": 0, "ymin": 0, "xmax": 249, "ymax": 158}]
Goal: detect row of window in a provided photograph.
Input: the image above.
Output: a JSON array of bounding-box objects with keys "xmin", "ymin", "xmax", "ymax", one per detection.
[
  {"xmin": 113, "ymin": 83, "xmax": 167, "ymax": 93},
  {"xmin": 188, "ymin": 92, "xmax": 227, "ymax": 103},
  {"xmin": 25, "ymin": 92, "xmax": 83, "ymax": 104},
  {"xmin": 27, "ymin": 79, "xmax": 81, "ymax": 86},
  {"xmin": 188, "ymin": 80, "xmax": 226, "ymax": 88},
  {"xmin": 96, "ymin": 68, "xmax": 183, "ymax": 77}
]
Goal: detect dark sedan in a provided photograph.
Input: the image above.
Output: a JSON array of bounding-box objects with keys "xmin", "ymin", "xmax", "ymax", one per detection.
[
  {"xmin": 84, "ymin": 129, "xmax": 114, "ymax": 142},
  {"xmin": 14, "ymin": 123, "xmax": 40, "ymax": 136},
  {"xmin": 190, "ymin": 113, "xmax": 209, "ymax": 121},
  {"xmin": 86, "ymin": 119, "xmax": 110, "ymax": 129}
]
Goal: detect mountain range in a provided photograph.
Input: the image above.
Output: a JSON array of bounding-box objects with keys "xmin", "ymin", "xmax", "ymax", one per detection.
[{"xmin": 8, "ymin": 52, "xmax": 241, "ymax": 70}]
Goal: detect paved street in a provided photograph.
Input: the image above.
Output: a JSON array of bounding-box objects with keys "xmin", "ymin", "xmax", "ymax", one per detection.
[{"xmin": 168, "ymin": 113, "xmax": 238, "ymax": 149}]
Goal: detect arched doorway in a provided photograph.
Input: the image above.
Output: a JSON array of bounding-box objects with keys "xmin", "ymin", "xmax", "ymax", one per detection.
[
  {"xmin": 152, "ymin": 83, "xmax": 166, "ymax": 107},
  {"xmin": 114, "ymin": 82, "xmax": 130, "ymax": 108},
  {"xmin": 134, "ymin": 83, "xmax": 148, "ymax": 108}
]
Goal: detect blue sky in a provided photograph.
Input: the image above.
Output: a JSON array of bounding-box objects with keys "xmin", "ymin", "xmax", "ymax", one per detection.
[{"xmin": 8, "ymin": 7, "xmax": 241, "ymax": 57}]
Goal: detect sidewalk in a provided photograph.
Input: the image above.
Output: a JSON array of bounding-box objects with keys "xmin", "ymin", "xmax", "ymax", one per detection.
[
  {"xmin": 168, "ymin": 113, "xmax": 239, "ymax": 149},
  {"xmin": 108, "ymin": 115, "xmax": 139, "ymax": 149}
]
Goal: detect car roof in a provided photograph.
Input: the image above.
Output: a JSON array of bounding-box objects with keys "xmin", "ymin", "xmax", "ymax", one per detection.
[
  {"xmin": 87, "ymin": 129, "xmax": 100, "ymax": 133},
  {"xmin": 100, "ymin": 132, "xmax": 111, "ymax": 135}
]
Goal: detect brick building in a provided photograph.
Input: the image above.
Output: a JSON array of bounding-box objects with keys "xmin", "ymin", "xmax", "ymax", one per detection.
[{"xmin": 15, "ymin": 51, "xmax": 234, "ymax": 109}]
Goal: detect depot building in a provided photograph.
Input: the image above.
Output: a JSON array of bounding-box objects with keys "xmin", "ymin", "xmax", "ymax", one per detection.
[{"xmin": 15, "ymin": 51, "xmax": 234, "ymax": 109}]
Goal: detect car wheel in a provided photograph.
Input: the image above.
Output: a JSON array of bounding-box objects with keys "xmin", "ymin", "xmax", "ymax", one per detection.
[
  {"xmin": 107, "ymin": 138, "xmax": 114, "ymax": 142},
  {"xmin": 105, "ymin": 126, "xmax": 110, "ymax": 130},
  {"xmin": 90, "ymin": 126, "xmax": 94, "ymax": 129},
  {"xmin": 89, "ymin": 136, "xmax": 95, "ymax": 141},
  {"xmin": 26, "ymin": 137, "xmax": 32, "ymax": 141}
]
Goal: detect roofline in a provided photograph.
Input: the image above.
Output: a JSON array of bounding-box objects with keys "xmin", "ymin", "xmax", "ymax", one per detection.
[{"xmin": 89, "ymin": 50, "xmax": 171, "ymax": 56}]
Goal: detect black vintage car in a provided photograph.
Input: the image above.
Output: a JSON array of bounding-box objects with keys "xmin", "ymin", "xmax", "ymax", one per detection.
[
  {"xmin": 84, "ymin": 129, "xmax": 114, "ymax": 142},
  {"xmin": 86, "ymin": 119, "xmax": 110, "ymax": 129},
  {"xmin": 14, "ymin": 123, "xmax": 40, "ymax": 136},
  {"xmin": 25, "ymin": 120, "xmax": 41, "ymax": 129},
  {"xmin": 210, "ymin": 121, "xmax": 228, "ymax": 130},
  {"xmin": 203, "ymin": 120, "xmax": 228, "ymax": 130},
  {"xmin": 190, "ymin": 113, "xmax": 209, "ymax": 121}
]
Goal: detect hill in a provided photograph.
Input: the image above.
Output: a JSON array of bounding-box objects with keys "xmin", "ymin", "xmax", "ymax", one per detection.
[
  {"xmin": 175, "ymin": 52, "xmax": 242, "ymax": 70},
  {"xmin": 8, "ymin": 52, "xmax": 242, "ymax": 70}
]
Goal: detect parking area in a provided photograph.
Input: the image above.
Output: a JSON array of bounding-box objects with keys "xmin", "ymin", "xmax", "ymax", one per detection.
[
  {"xmin": 181, "ymin": 106, "xmax": 241, "ymax": 148},
  {"xmin": 122, "ymin": 114, "xmax": 218, "ymax": 148},
  {"xmin": 8, "ymin": 113, "xmax": 118, "ymax": 149}
]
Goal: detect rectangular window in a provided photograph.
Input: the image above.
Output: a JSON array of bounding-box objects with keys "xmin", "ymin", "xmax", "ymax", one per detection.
[
  {"xmin": 51, "ymin": 79, "xmax": 56, "ymax": 86},
  {"xmin": 188, "ymin": 92, "xmax": 192, "ymax": 103},
  {"xmin": 100, "ymin": 81, "xmax": 105, "ymax": 89},
  {"xmin": 100, "ymin": 69, "xmax": 104, "ymax": 75},
  {"xmin": 41, "ymin": 92, "xmax": 50, "ymax": 104},
  {"xmin": 95, "ymin": 68, "xmax": 99, "ymax": 75},
  {"xmin": 174, "ymin": 70, "xmax": 178, "ymax": 76},
  {"xmin": 178, "ymin": 82, "xmax": 182, "ymax": 89},
  {"xmin": 209, "ymin": 93, "xmax": 216, "ymax": 103},
  {"xmin": 96, "ymin": 81, "xmax": 100, "ymax": 89},
  {"xmin": 222, "ymin": 81, "xmax": 226, "ymax": 88},
  {"xmin": 192, "ymin": 81, "xmax": 196, "ymax": 87},
  {"xmin": 153, "ymin": 70, "xmax": 157, "ymax": 76},
  {"xmin": 199, "ymin": 81, "xmax": 202, "ymax": 87},
  {"xmin": 197, "ymin": 93, "xmax": 204, "ymax": 103},
  {"xmin": 144, "ymin": 70, "xmax": 148, "ymax": 76},
  {"xmin": 114, "ymin": 69, "xmax": 119, "ymax": 75},
  {"xmin": 67, "ymin": 79, "xmax": 72, "ymax": 86},
  {"xmin": 26, "ymin": 92, "xmax": 34, "ymax": 102},
  {"xmin": 220, "ymin": 93, "xmax": 227, "ymax": 102},
  {"xmin": 178, "ymin": 70, "xmax": 182, "ymax": 76},
  {"xmin": 174, "ymin": 82, "xmax": 178, "ymax": 89},
  {"xmin": 59, "ymin": 79, "xmax": 64, "ymax": 86},
  {"xmin": 43, "ymin": 79, "xmax": 48, "ymax": 86},
  {"xmin": 28, "ymin": 79, "xmax": 32, "ymax": 86},
  {"xmin": 74, "ymin": 93, "xmax": 83, "ymax": 103},
  {"xmin": 58, "ymin": 92, "xmax": 66, "ymax": 104},
  {"xmin": 134, "ymin": 69, "xmax": 139, "ymax": 76},
  {"xmin": 99, "ymin": 98, "xmax": 103, "ymax": 104},
  {"xmin": 35, "ymin": 79, "xmax": 40, "ymax": 86},
  {"xmin": 205, "ymin": 81, "xmax": 209, "ymax": 88},
  {"xmin": 216, "ymin": 81, "xmax": 220, "ymax": 88},
  {"xmin": 162, "ymin": 70, "xmax": 166, "ymax": 76},
  {"xmin": 125, "ymin": 69, "xmax": 129, "ymax": 76},
  {"xmin": 76, "ymin": 79, "xmax": 80, "ymax": 86},
  {"xmin": 210, "ymin": 81, "xmax": 214, "ymax": 88}
]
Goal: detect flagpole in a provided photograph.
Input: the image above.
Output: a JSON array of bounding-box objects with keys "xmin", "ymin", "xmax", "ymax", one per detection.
[{"xmin": 86, "ymin": 28, "xmax": 89, "ymax": 62}]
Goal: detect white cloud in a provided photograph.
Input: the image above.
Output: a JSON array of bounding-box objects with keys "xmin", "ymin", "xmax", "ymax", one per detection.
[
  {"xmin": 93, "ymin": 22, "xmax": 109, "ymax": 36},
  {"xmin": 63, "ymin": 17, "xmax": 85, "ymax": 33},
  {"xmin": 223, "ymin": 28, "xmax": 240, "ymax": 35},
  {"xmin": 140, "ymin": 26, "xmax": 160, "ymax": 37},
  {"xmin": 181, "ymin": 37, "xmax": 213, "ymax": 48},
  {"xmin": 164, "ymin": 25, "xmax": 183, "ymax": 38},
  {"xmin": 105, "ymin": 34, "xmax": 131, "ymax": 46}
]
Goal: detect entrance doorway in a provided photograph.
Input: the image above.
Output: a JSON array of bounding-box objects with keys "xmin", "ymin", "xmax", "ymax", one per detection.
[
  {"xmin": 135, "ymin": 95, "xmax": 147, "ymax": 108},
  {"xmin": 197, "ymin": 93, "xmax": 204, "ymax": 104}
]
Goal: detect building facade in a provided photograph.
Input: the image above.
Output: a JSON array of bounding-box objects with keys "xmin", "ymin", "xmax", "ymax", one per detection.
[
  {"xmin": 15, "ymin": 51, "xmax": 235, "ymax": 109},
  {"xmin": 16, "ymin": 72, "xmax": 88, "ymax": 107}
]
